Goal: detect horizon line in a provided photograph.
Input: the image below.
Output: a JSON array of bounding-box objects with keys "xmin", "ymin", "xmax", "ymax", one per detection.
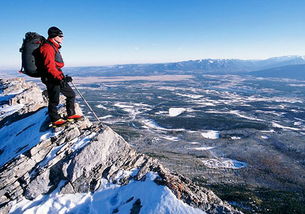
[{"xmin": 2, "ymin": 54, "xmax": 304, "ymax": 70}]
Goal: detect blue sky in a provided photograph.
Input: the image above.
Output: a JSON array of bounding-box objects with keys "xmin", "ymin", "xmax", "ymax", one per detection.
[{"xmin": 0, "ymin": 0, "xmax": 305, "ymax": 69}]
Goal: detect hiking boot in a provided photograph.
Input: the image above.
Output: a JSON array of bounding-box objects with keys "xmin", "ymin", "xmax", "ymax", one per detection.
[
  {"xmin": 52, "ymin": 119, "xmax": 67, "ymax": 127},
  {"xmin": 67, "ymin": 114, "xmax": 82, "ymax": 122}
]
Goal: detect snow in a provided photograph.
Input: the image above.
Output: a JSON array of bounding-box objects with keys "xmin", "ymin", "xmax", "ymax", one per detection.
[
  {"xmin": 272, "ymin": 122, "xmax": 301, "ymax": 131},
  {"xmin": 247, "ymin": 96, "xmax": 302, "ymax": 104},
  {"xmin": 142, "ymin": 119, "xmax": 166, "ymax": 130},
  {"xmin": 0, "ymin": 108, "xmax": 53, "ymax": 167},
  {"xmin": 289, "ymin": 83, "xmax": 305, "ymax": 87},
  {"xmin": 261, "ymin": 130, "xmax": 275, "ymax": 133},
  {"xmin": 162, "ymin": 136, "xmax": 180, "ymax": 141},
  {"xmin": 294, "ymin": 121, "xmax": 302, "ymax": 126},
  {"xmin": 2, "ymin": 89, "xmax": 24, "ymax": 96},
  {"xmin": 190, "ymin": 146, "xmax": 214, "ymax": 151},
  {"xmin": 169, "ymin": 108, "xmax": 186, "ymax": 117},
  {"xmin": 96, "ymin": 104, "xmax": 107, "ymax": 110},
  {"xmin": 230, "ymin": 136, "xmax": 241, "ymax": 140},
  {"xmin": 229, "ymin": 110, "xmax": 264, "ymax": 121},
  {"xmin": 36, "ymin": 144, "xmax": 65, "ymax": 169},
  {"xmin": 99, "ymin": 115, "xmax": 113, "ymax": 119},
  {"xmin": 142, "ymin": 119, "xmax": 185, "ymax": 132},
  {"xmin": 71, "ymin": 132, "xmax": 97, "ymax": 151},
  {"xmin": 188, "ymin": 142, "xmax": 200, "ymax": 145},
  {"xmin": 114, "ymin": 102, "xmax": 151, "ymax": 120},
  {"xmin": 201, "ymin": 130, "xmax": 220, "ymax": 139},
  {"xmin": 175, "ymin": 93, "xmax": 204, "ymax": 99},
  {"xmin": 10, "ymin": 172, "xmax": 206, "ymax": 214},
  {"xmin": 114, "ymin": 102, "xmax": 134, "ymax": 110},
  {"xmin": 0, "ymin": 104, "xmax": 24, "ymax": 119},
  {"xmin": 202, "ymin": 158, "xmax": 247, "ymax": 169}
]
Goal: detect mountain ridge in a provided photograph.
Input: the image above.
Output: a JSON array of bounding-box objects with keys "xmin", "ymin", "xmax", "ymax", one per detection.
[
  {"xmin": 63, "ymin": 55, "xmax": 305, "ymax": 77},
  {"xmin": 2, "ymin": 55, "xmax": 305, "ymax": 79}
]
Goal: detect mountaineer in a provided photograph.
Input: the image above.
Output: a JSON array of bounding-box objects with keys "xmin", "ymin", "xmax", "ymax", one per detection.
[{"xmin": 39, "ymin": 26, "xmax": 81, "ymax": 127}]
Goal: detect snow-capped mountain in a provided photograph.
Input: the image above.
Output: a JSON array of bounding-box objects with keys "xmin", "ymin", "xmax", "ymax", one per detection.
[{"xmin": 0, "ymin": 78, "xmax": 241, "ymax": 214}]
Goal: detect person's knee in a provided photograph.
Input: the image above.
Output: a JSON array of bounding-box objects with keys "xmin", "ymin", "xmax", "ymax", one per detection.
[
  {"xmin": 70, "ymin": 90, "xmax": 76, "ymax": 99},
  {"xmin": 48, "ymin": 94, "xmax": 60, "ymax": 105}
]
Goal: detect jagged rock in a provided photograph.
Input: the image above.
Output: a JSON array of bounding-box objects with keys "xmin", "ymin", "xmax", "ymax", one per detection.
[
  {"xmin": 0, "ymin": 78, "xmax": 32, "ymax": 95},
  {"xmin": 0, "ymin": 78, "xmax": 47, "ymax": 115},
  {"xmin": 0, "ymin": 78, "xmax": 242, "ymax": 214}
]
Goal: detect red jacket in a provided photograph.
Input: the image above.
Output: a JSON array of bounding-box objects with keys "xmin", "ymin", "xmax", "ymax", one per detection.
[{"xmin": 40, "ymin": 38, "xmax": 64, "ymax": 80}]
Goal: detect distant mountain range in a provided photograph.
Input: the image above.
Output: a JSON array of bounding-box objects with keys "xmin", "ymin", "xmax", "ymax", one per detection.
[
  {"xmin": 2, "ymin": 55, "xmax": 305, "ymax": 80},
  {"xmin": 64, "ymin": 55, "xmax": 305, "ymax": 79}
]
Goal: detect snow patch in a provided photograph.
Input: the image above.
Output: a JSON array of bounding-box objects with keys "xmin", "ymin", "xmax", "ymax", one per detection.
[
  {"xmin": 230, "ymin": 136, "xmax": 241, "ymax": 140},
  {"xmin": 114, "ymin": 102, "xmax": 136, "ymax": 114},
  {"xmin": 175, "ymin": 93, "xmax": 204, "ymax": 99},
  {"xmin": 201, "ymin": 131, "xmax": 220, "ymax": 139},
  {"xmin": 71, "ymin": 132, "xmax": 97, "ymax": 151},
  {"xmin": 96, "ymin": 104, "xmax": 107, "ymax": 110},
  {"xmin": 162, "ymin": 136, "xmax": 180, "ymax": 141},
  {"xmin": 142, "ymin": 119, "xmax": 166, "ymax": 130},
  {"xmin": 272, "ymin": 122, "xmax": 301, "ymax": 131},
  {"xmin": 229, "ymin": 110, "xmax": 264, "ymax": 121},
  {"xmin": 202, "ymin": 158, "xmax": 247, "ymax": 169},
  {"xmin": 99, "ymin": 115, "xmax": 113, "ymax": 119},
  {"xmin": 0, "ymin": 104, "xmax": 24, "ymax": 119},
  {"xmin": 169, "ymin": 108, "xmax": 186, "ymax": 117},
  {"xmin": 10, "ymin": 172, "xmax": 205, "ymax": 214},
  {"xmin": 142, "ymin": 119, "xmax": 185, "ymax": 132},
  {"xmin": 188, "ymin": 142, "xmax": 200, "ymax": 145},
  {"xmin": 190, "ymin": 147, "xmax": 214, "ymax": 151},
  {"xmin": 0, "ymin": 108, "xmax": 52, "ymax": 167}
]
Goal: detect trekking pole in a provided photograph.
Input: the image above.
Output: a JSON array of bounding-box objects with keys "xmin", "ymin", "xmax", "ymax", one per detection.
[{"xmin": 70, "ymin": 81, "xmax": 100, "ymax": 122}]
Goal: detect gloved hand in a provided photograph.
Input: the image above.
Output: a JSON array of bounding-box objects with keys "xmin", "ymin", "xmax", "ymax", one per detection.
[
  {"xmin": 54, "ymin": 72, "xmax": 64, "ymax": 80},
  {"xmin": 65, "ymin": 75, "xmax": 73, "ymax": 82}
]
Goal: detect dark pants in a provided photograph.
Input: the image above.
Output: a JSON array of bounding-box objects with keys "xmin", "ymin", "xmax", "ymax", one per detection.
[{"xmin": 46, "ymin": 81, "xmax": 76, "ymax": 122}]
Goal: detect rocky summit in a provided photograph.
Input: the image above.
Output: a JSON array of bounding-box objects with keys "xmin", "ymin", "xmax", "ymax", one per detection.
[{"xmin": 0, "ymin": 78, "xmax": 241, "ymax": 214}]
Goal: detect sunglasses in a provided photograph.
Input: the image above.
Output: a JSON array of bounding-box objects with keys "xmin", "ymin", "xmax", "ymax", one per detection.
[{"xmin": 58, "ymin": 35, "xmax": 64, "ymax": 38}]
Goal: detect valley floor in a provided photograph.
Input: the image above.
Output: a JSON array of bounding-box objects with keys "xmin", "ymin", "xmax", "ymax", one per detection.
[{"xmin": 74, "ymin": 74, "xmax": 305, "ymax": 213}]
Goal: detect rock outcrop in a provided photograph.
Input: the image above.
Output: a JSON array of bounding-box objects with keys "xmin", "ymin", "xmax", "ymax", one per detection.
[{"xmin": 0, "ymin": 78, "xmax": 241, "ymax": 214}]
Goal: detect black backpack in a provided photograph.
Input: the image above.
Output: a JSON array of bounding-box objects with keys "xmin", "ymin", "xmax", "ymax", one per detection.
[{"xmin": 19, "ymin": 32, "xmax": 46, "ymax": 77}]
